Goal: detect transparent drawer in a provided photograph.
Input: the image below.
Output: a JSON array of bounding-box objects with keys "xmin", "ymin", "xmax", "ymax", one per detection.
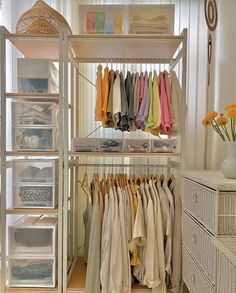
[
  {"xmin": 13, "ymin": 184, "xmax": 57, "ymax": 209},
  {"xmin": 17, "ymin": 58, "xmax": 59, "ymax": 93},
  {"xmin": 100, "ymin": 138, "xmax": 123, "ymax": 152},
  {"xmin": 151, "ymin": 138, "xmax": 177, "ymax": 152},
  {"xmin": 12, "ymin": 127, "xmax": 58, "ymax": 151},
  {"xmin": 72, "ymin": 138, "xmax": 99, "ymax": 152},
  {"xmin": 13, "ymin": 159, "xmax": 58, "ymax": 184},
  {"xmin": 8, "ymin": 257, "xmax": 56, "ymax": 287},
  {"xmin": 124, "ymin": 139, "xmax": 150, "ymax": 153},
  {"xmin": 12, "ymin": 101, "xmax": 58, "ymax": 127},
  {"xmin": 9, "ymin": 216, "xmax": 57, "ymax": 256}
]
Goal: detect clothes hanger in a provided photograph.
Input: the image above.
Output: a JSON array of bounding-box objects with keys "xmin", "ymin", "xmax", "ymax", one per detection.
[{"xmin": 79, "ymin": 172, "xmax": 92, "ymax": 203}]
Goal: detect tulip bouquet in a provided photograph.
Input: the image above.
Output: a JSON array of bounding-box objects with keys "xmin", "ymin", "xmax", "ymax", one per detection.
[{"xmin": 202, "ymin": 104, "xmax": 236, "ymax": 141}]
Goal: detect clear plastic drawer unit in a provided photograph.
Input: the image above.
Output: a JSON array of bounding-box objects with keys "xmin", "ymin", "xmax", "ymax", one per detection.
[
  {"xmin": 12, "ymin": 160, "xmax": 58, "ymax": 209},
  {"xmin": 8, "ymin": 257, "xmax": 57, "ymax": 287},
  {"xmin": 151, "ymin": 138, "xmax": 177, "ymax": 152},
  {"xmin": 72, "ymin": 138, "xmax": 99, "ymax": 152},
  {"xmin": 100, "ymin": 138, "xmax": 123, "ymax": 152},
  {"xmin": 8, "ymin": 215, "xmax": 58, "ymax": 256},
  {"xmin": 12, "ymin": 101, "xmax": 58, "ymax": 127},
  {"xmin": 17, "ymin": 58, "xmax": 59, "ymax": 93},
  {"xmin": 123, "ymin": 139, "xmax": 150, "ymax": 153}
]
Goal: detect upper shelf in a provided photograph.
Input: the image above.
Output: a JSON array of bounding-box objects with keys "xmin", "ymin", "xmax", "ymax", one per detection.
[
  {"xmin": 69, "ymin": 34, "xmax": 183, "ymax": 63},
  {"xmin": 4, "ymin": 27, "xmax": 185, "ymax": 63}
]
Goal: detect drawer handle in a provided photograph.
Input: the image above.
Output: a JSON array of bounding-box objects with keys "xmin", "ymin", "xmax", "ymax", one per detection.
[
  {"xmin": 192, "ymin": 192, "xmax": 198, "ymax": 203},
  {"xmin": 191, "ymin": 274, "xmax": 196, "ymax": 285},
  {"xmin": 191, "ymin": 233, "xmax": 197, "ymax": 244}
]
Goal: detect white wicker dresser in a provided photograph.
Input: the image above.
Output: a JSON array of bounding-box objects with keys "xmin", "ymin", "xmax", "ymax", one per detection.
[{"xmin": 182, "ymin": 171, "xmax": 236, "ymax": 293}]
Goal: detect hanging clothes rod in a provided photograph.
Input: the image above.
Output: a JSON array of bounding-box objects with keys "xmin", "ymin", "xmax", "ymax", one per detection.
[{"xmin": 69, "ymin": 162, "xmax": 178, "ymax": 169}]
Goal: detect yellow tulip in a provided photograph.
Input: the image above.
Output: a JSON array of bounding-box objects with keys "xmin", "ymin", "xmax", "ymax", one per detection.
[
  {"xmin": 202, "ymin": 118, "xmax": 211, "ymax": 127},
  {"xmin": 216, "ymin": 115, "xmax": 228, "ymax": 126},
  {"xmin": 226, "ymin": 108, "xmax": 236, "ymax": 118},
  {"xmin": 206, "ymin": 111, "xmax": 218, "ymax": 120}
]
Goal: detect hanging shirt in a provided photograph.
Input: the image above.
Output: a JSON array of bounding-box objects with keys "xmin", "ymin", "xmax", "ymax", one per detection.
[
  {"xmin": 159, "ymin": 72, "xmax": 171, "ymax": 135},
  {"xmin": 119, "ymin": 71, "xmax": 129, "ymax": 131},
  {"xmin": 134, "ymin": 72, "xmax": 141, "ymax": 117},
  {"xmin": 112, "ymin": 70, "xmax": 121, "ymax": 128},
  {"xmin": 149, "ymin": 71, "xmax": 161, "ymax": 136},
  {"xmin": 139, "ymin": 72, "xmax": 145, "ymax": 102},
  {"xmin": 136, "ymin": 71, "xmax": 149, "ymax": 129},
  {"xmin": 83, "ymin": 197, "xmax": 93, "ymax": 264},
  {"xmin": 133, "ymin": 187, "xmax": 146, "ymax": 247},
  {"xmin": 126, "ymin": 71, "xmax": 135, "ymax": 130},
  {"xmin": 105, "ymin": 69, "xmax": 115, "ymax": 128},
  {"xmin": 102, "ymin": 66, "xmax": 109, "ymax": 124},
  {"xmin": 85, "ymin": 188, "xmax": 101, "ymax": 293},
  {"xmin": 145, "ymin": 71, "xmax": 154, "ymax": 128},
  {"xmin": 163, "ymin": 71, "xmax": 175, "ymax": 126},
  {"xmin": 94, "ymin": 64, "xmax": 103, "ymax": 121}
]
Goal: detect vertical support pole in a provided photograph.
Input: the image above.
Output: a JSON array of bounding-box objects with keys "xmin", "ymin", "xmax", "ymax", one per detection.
[
  {"xmin": 63, "ymin": 29, "xmax": 69, "ymax": 293},
  {"xmin": 181, "ymin": 28, "xmax": 188, "ymax": 171},
  {"xmin": 58, "ymin": 28, "xmax": 64, "ymax": 293},
  {"xmin": 0, "ymin": 26, "xmax": 6, "ymax": 293}
]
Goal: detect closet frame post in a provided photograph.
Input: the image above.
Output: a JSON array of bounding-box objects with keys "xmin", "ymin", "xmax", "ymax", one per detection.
[{"xmin": 0, "ymin": 25, "xmax": 7, "ymax": 293}]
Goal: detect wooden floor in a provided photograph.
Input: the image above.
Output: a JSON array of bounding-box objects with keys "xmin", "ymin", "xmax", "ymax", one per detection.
[{"xmin": 67, "ymin": 257, "xmax": 151, "ymax": 292}]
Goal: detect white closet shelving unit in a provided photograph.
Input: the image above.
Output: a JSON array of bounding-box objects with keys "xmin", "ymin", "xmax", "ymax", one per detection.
[{"xmin": 0, "ymin": 26, "xmax": 187, "ymax": 293}]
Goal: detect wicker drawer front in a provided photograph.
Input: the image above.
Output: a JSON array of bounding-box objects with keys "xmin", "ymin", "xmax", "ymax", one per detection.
[
  {"xmin": 218, "ymin": 192, "xmax": 236, "ymax": 235},
  {"xmin": 183, "ymin": 178, "xmax": 216, "ymax": 234},
  {"xmin": 183, "ymin": 212, "xmax": 216, "ymax": 285},
  {"xmin": 183, "ymin": 246, "xmax": 214, "ymax": 293}
]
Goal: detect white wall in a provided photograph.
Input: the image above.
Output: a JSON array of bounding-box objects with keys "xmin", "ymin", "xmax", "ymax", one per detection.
[{"xmin": 207, "ymin": 0, "xmax": 236, "ymax": 170}]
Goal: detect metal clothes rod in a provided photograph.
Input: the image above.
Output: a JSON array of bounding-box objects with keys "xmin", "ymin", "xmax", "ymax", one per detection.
[{"xmin": 69, "ymin": 162, "xmax": 178, "ymax": 169}]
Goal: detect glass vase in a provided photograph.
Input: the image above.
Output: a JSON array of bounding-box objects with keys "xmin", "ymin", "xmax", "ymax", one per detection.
[{"xmin": 221, "ymin": 141, "xmax": 236, "ymax": 179}]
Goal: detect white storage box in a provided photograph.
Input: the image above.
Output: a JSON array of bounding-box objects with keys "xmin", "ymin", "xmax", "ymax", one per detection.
[
  {"xmin": 13, "ymin": 159, "xmax": 58, "ymax": 185},
  {"xmin": 8, "ymin": 257, "xmax": 57, "ymax": 288},
  {"xmin": 183, "ymin": 212, "xmax": 216, "ymax": 285},
  {"xmin": 214, "ymin": 237, "xmax": 236, "ymax": 293},
  {"xmin": 151, "ymin": 138, "xmax": 177, "ymax": 152},
  {"xmin": 17, "ymin": 58, "xmax": 59, "ymax": 93},
  {"xmin": 182, "ymin": 172, "xmax": 236, "ymax": 235},
  {"xmin": 12, "ymin": 126, "xmax": 58, "ymax": 151},
  {"xmin": 12, "ymin": 101, "xmax": 58, "ymax": 127},
  {"xmin": 9, "ymin": 215, "xmax": 57, "ymax": 256},
  {"xmin": 100, "ymin": 138, "xmax": 123, "ymax": 152},
  {"xmin": 123, "ymin": 139, "xmax": 150, "ymax": 153},
  {"xmin": 13, "ymin": 184, "xmax": 57, "ymax": 209},
  {"xmin": 182, "ymin": 246, "xmax": 214, "ymax": 293},
  {"xmin": 72, "ymin": 138, "xmax": 99, "ymax": 152}
]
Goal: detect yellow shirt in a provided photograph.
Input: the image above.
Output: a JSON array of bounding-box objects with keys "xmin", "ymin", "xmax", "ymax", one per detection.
[
  {"xmin": 94, "ymin": 64, "xmax": 103, "ymax": 121},
  {"xmin": 102, "ymin": 66, "xmax": 109, "ymax": 123}
]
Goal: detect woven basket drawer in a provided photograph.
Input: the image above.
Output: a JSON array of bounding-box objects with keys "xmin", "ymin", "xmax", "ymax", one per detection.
[
  {"xmin": 183, "ymin": 246, "xmax": 214, "ymax": 293},
  {"xmin": 183, "ymin": 212, "xmax": 216, "ymax": 285},
  {"xmin": 214, "ymin": 237, "xmax": 236, "ymax": 293},
  {"xmin": 183, "ymin": 177, "xmax": 216, "ymax": 234}
]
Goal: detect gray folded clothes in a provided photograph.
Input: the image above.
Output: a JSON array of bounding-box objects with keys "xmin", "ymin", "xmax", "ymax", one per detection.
[
  {"xmin": 18, "ymin": 166, "xmax": 40, "ymax": 182},
  {"xmin": 18, "ymin": 166, "xmax": 53, "ymax": 182},
  {"xmin": 12, "ymin": 262, "xmax": 52, "ymax": 279},
  {"xmin": 19, "ymin": 186, "xmax": 52, "ymax": 202},
  {"xmin": 14, "ymin": 229, "xmax": 52, "ymax": 247}
]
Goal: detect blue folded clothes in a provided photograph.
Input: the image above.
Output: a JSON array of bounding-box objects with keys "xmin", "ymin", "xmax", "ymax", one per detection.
[{"xmin": 12, "ymin": 262, "xmax": 52, "ymax": 279}]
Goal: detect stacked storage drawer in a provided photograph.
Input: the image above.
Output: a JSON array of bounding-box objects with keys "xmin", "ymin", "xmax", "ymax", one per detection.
[
  {"xmin": 12, "ymin": 160, "xmax": 58, "ymax": 209},
  {"xmin": 8, "ymin": 215, "xmax": 58, "ymax": 287},
  {"xmin": 182, "ymin": 171, "xmax": 236, "ymax": 293}
]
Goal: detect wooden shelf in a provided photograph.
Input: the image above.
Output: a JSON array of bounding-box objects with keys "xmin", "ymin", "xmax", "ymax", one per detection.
[
  {"xmin": 5, "ymin": 151, "xmax": 59, "ymax": 157},
  {"xmin": 6, "ymin": 208, "xmax": 58, "ymax": 215},
  {"xmin": 67, "ymin": 258, "xmax": 151, "ymax": 292},
  {"xmin": 69, "ymin": 151, "xmax": 181, "ymax": 158},
  {"xmin": 5, "ymin": 93, "xmax": 59, "ymax": 98},
  {"xmin": 6, "ymin": 33, "xmax": 59, "ymax": 60},
  {"xmin": 69, "ymin": 34, "xmax": 183, "ymax": 63}
]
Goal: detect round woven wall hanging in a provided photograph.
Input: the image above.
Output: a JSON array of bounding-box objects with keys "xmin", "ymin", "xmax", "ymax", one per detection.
[
  {"xmin": 16, "ymin": 0, "xmax": 72, "ymax": 35},
  {"xmin": 204, "ymin": 0, "xmax": 218, "ymax": 31}
]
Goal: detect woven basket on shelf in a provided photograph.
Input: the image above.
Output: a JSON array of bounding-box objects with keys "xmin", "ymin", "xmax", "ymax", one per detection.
[{"xmin": 16, "ymin": 0, "xmax": 72, "ymax": 35}]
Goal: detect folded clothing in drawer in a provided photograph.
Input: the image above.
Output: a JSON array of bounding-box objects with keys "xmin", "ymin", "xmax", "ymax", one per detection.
[
  {"xmin": 9, "ymin": 215, "xmax": 57, "ymax": 256},
  {"xmin": 123, "ymin": 139, "xmax": 150, "ymax": 153},
  {"xmin": 100, "ymin": 139, "xmax": 123, "ymax": 152},
  {"xmin": 151, "ymin": 138, "xmax": 177, "ymax": 152},
  {"xmin": 12, "ymin": 101, "xmax": 58, "ymax": 127},
  {"xmin": 72, "ymin": 138, "xmax": 99, "ymax": 152},
  {"xmin": 13, "ymin": 127, "xmax": 57, "ymax": 151},
  {"xmin": 13, "ymin": 159, "xmax": 58, "ymax": 184},
  {"xmin": 13, "ymin": 184, "xmax": 57, "ymax": 208},
  {"xmin": 8, "ymin": 257, "xmax": 56, "ymax": 287}
]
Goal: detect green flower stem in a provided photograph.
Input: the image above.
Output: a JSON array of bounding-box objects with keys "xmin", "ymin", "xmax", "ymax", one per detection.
[
  {"xmin": 211, "ymin": 121, "xmax": 225, "ymax": 141},
  {"xmin": 231, "ymin": 118, "xmax": 236, "ymax": 141},
  {"xmin": 222, "ymin": 125, "xmax": 231, "ymax": 141}
]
